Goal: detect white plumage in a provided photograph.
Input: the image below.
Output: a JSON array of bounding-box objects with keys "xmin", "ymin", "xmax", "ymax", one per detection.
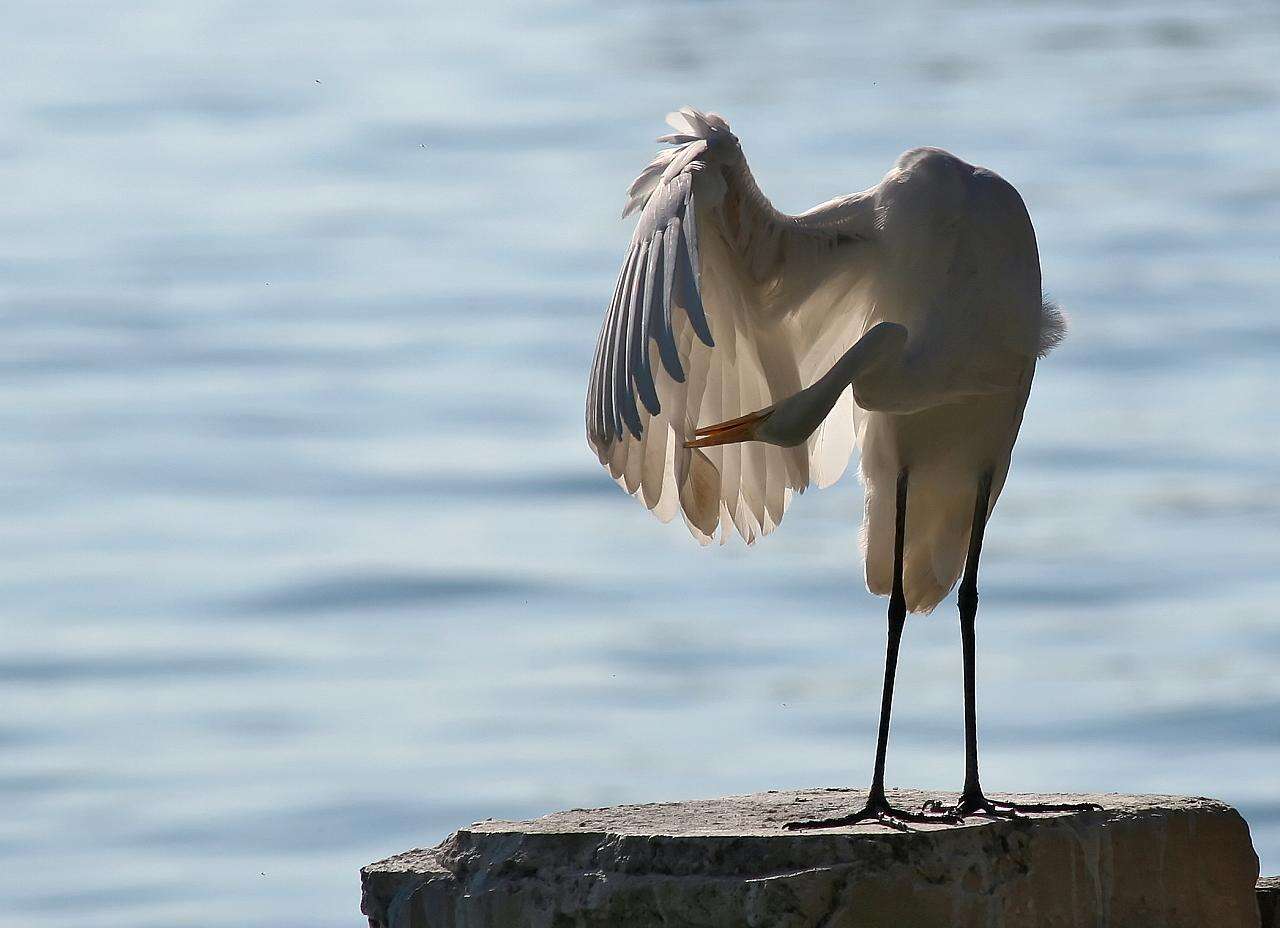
[{"xmin": 586, "ymin": 107, "xmax": 1063, "ymax": 613}]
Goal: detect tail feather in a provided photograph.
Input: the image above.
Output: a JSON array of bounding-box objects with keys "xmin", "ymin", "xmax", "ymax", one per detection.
[{"xmin": 1038, "ymin": 295, "xmax": 1067, "ymax": 357}]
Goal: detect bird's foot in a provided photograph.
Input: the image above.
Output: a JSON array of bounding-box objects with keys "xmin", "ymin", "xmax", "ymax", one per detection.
[
  {"xmin": 784, "ymin": 793, "xmax": 938, "ymax": 832},
  {"xmin": 921, "ymin": 791, "xmax": 1102, "ymax": 822}
]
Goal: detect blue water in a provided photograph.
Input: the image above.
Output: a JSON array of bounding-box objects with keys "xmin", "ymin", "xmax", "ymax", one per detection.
[{"xmin": 2, "ymin": 0, "xmax": 1278, "ymax": 924}]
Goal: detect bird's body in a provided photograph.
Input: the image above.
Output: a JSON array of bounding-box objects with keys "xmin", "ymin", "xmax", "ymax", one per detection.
[
  {"xmin": 854, "ymin": 148, "xmax": 1050, "ymax": 611},
  {"xmin": 586, "ymin": 108, "xmax": 1086, "ymax": 828}
]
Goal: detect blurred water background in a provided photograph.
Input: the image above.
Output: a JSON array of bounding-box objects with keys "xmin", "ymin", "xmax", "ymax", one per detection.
[{"xmin": 2, "ymin": 0, "xmax": 1278, "ymax": 924}]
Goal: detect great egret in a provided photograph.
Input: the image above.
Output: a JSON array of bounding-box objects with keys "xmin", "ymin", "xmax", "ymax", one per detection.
[{"xmin": 586, "ymin": 107, "xmax": 1090, "ymax": 828}]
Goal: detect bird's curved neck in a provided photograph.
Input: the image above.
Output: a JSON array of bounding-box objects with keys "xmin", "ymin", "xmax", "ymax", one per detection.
[{"xmin": 761, "ymin": 323, "xmax": 908, "ymax": 447}]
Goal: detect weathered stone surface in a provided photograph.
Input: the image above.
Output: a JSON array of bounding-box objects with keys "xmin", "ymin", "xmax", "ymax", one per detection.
[
  {"xmin": 1259, "ymin": 876, "xmax": 1280, "ymax": 928},
  {"xmin": 361, "ymin": 788, "xmax": 1261, "ymax": 928}
]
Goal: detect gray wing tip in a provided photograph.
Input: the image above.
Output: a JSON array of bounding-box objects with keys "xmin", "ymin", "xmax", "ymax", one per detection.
[
  {"xmin": 595, "ymin": 107, "xmax": 733, "ymax": 448},
  {"xmin": 623, "ymin": 108, "xmax": 735, "ymax": 216}
]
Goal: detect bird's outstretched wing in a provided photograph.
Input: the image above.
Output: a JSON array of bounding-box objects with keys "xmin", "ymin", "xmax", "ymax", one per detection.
[{"xmin": 586, "ymin": 107, "xmax": 878, "ymax": 544}]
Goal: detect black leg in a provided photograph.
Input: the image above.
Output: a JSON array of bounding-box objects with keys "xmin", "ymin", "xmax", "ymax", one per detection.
[
  {"xmin": 786, "ymin": 469, "xmax": 934, "ymax": 831},
  {"xmin": 958, "ymin": 470, "xmax": 991, "ymax": 805},
  {"xmin": 924, "ymin": 471, "xmax": 1099, "ymax": 820},
  {"xmin": 869, "ymin": 467, "xmax": 910, "ymax": 806}
]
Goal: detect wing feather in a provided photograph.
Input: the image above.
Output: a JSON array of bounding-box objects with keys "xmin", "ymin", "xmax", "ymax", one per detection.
[
  {"xmin": 593, "ymin": 244, "xmax": 634, "ymax": 439},
  {"xmin": 586, "ymin": 108, "xmax": 879, "ymax": 543},
  {"xmin": 611, "ymin": 245, "xmax": 644, "ymax": 438},
  {"xmin": 675, "ymin": 224, "xmax": 712, "ymax": 347},
  {"xmin": 639, "ymin": 408, "xmax": 667, "ymax": 509},
  {"xmin": 654, "ymin": 222, "xmax": 684, "ymax": 381},
  {"xmin": 631, "ymin": 238, "xmax": 662, "ymax": 416}
]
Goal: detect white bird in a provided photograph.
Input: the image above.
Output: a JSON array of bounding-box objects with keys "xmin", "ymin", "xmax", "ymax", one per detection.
[{"xmin": 586, "ymin": 108, "xmax": 1090, "ymax": 828}]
